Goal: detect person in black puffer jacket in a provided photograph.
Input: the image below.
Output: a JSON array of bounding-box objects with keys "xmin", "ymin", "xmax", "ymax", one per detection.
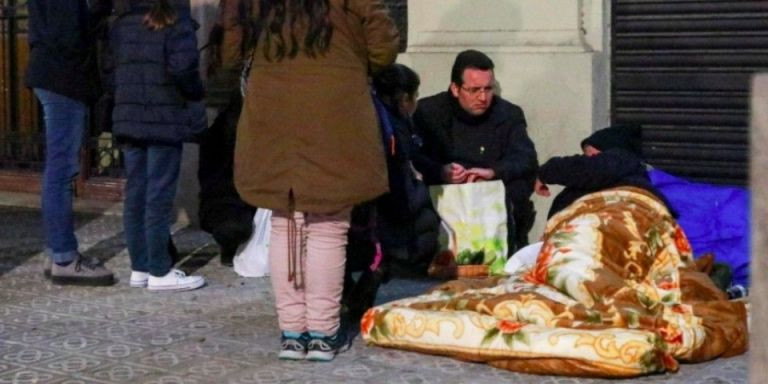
[{"xmin": 110, "ymin": 0, "xmax": 207, "ymax": 292}]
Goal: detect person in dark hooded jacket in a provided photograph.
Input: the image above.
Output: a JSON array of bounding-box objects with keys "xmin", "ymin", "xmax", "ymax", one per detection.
[{"xmin": 535, "ymin": 125, "xmax": 675, "ymax": 218}]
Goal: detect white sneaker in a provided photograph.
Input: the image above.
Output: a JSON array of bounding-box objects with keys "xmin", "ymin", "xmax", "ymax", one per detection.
[
  {"xmin": 147, "ymin": 269, "xmax": 205, "ymax": 292},
  {"xmin": 129, "ymin": 271, "xmax": 149, "ymax": 287}
]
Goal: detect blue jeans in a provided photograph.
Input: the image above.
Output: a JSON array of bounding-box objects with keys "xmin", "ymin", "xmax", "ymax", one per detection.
[
  {"xmin": 34, "ymin": 88, "xmax": 86, "ymax": 264},
  {"xmin": 122, "ymin": 143, "xmax": 182, "ymax": 277}
]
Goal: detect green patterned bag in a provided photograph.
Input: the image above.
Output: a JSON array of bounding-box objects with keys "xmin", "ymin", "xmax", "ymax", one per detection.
[{"xmin": 429, "ymin": 180, "xmax": 508, "ymax": 275}]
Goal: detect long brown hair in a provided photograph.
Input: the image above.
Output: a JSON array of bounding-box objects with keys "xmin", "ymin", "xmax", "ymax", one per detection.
[
  {"xmin": 143, "ymin": 0, "xmax": 177, "ymax": 31},
  {"xmin": 258, "ymin": 0, "xmax": 334, "ymax": 61}
]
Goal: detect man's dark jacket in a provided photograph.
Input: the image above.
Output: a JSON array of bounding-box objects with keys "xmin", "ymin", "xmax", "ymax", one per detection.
[
  {"xmin": 411, "ymin": 91, "xmax": 538, "ymax": 203},
  {"xmin": 25, "ymin": 0, "xmax": 107, "ymax": 103},
  {"xmin": 411, "ymin": 91, "xmax": 539, "ymax": 250}
]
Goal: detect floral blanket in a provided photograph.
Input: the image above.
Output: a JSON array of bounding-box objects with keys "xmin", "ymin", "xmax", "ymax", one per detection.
[{"xmin": 361, "ymin": 187, "xmax": 748, "ymax": 378}]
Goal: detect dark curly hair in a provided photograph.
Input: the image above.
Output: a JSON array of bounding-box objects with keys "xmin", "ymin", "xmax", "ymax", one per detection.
[{"xmin": 258, "ymin": 0, "xmax": 336, "ymax": 61}]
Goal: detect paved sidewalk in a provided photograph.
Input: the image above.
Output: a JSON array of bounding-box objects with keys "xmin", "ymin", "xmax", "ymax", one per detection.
[{"xmin": 0, "ymin": 205, "xmax": 747, "ymax": 384}]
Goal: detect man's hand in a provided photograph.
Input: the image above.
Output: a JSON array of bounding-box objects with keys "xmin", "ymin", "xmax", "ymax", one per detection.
[
  {"xmin": 534, "ymin": 178, "xmax": 550, "ymax": 197},
  {"xmin": 441, "ymin": 163, "xmax": 468, "ymax": 184},
  {"xmin": 466, "ymin": 168, "xmax": 495, "ymax": 183}
]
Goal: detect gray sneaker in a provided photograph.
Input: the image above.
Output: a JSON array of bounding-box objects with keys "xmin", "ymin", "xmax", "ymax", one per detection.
[{"xmin": 50, "ymin": 255, "xmax": 115, "ymax": 286}]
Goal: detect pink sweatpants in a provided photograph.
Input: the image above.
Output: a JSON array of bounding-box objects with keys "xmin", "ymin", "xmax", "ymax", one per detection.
[{"xmin": 269, "ymin": 209, "xmax": 350, "ymax": 335}]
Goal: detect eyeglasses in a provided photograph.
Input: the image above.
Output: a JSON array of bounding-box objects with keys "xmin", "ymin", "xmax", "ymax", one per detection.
[{"xmin": 460, "ymin": 85, "xmax": 494, "ymax": 96}]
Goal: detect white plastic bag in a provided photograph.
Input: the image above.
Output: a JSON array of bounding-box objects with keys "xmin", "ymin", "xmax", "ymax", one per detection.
[
  {"xmin": 504, "ymin": 241, "xmax": 542, "ymax": 275},
  {"xmin": 233, "ymin": 208, "xmax": 272, "ymax": 277}
]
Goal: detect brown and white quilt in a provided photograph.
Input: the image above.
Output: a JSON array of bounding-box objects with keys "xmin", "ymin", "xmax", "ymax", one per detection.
[{"xmin": 361, "ymin": 187, "xmax": 748, "ymax": 378}]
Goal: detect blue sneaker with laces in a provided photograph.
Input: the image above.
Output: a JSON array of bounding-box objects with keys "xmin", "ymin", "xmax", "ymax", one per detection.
[
  {"xmin": 306, "ymin": 330, "xmax": 349, "ymax": 362},
  {"xmin": 279, "ymin": 331, "xmax": 309, "ymax": 360}
]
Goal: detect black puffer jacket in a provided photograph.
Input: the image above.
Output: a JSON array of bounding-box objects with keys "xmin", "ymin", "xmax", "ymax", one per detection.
[{"xmin": 109, "ymin": 3, "xmax": 205, "ymax": 144}]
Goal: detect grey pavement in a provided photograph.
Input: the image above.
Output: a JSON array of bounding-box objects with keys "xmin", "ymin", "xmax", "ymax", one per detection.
[{"xmin": 0, "ymin": 203, "xmax": 747, "ymax": 384}]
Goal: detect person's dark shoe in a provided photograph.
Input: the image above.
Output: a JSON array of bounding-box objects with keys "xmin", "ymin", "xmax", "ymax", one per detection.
[
  {"xmin": 43, "ymin": 257, "xmax": 52, "ymax": 279},
  {"xmin": 168, "ymin": 238, "xmax": 182, "ymax": 265},
  {"xmin": 347, "ymin": 269, "xmax": 386, "ymax": 323},
  {"xmin": 306, "ymin": 330, "xmax": 349, "ymax": 362},
  {"xmin": 278, "ymin": 331, "xmax": 310, "ymax": 360},
  {"xmin": 220, "ymin": 244, "xmax": 236, "ymax": 267},
  {"xmin": 50, "ymin": 255, "xmax": 115, "ymax": 286}
]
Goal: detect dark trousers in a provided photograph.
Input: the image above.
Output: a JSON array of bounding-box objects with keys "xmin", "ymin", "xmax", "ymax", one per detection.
[
  {"xmin": 507, "ymin": 198, "xmax": 535, "ymax": 254},
  {"xmin": 122, "ymin": 143, "xmax": 182, "ymax": 277}
]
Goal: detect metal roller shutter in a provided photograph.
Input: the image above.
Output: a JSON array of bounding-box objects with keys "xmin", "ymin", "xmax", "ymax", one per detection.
[{"xmin": 611, "ymin": 0, "xmax": 768, "ymax": 185}]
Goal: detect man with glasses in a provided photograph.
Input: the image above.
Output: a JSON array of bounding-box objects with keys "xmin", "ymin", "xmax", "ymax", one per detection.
[{"xmin": 412, "ymin": 49, "xmax": 538, "ymax": 253}]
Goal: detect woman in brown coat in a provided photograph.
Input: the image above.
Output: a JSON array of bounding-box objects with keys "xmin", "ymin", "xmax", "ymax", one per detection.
[{"xmin": 221, "ymin": 0, "xmax": 399, "ymax": 361}]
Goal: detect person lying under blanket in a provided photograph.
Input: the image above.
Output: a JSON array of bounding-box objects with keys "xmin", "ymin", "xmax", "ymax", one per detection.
[{"xmin": 360, "ymin": 128, "xmax": 748, "ymax": 378}]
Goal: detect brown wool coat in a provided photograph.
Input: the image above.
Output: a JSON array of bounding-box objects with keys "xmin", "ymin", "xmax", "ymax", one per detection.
[{"xmin": 221, "ymin": 0, "xmax": 399, "ymax": 214}]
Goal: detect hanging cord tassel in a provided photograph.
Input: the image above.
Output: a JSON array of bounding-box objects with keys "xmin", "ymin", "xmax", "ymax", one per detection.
[
  {"xmin": 286, "ymin": 192, "xmax": 305, "ymax": 290},
  {"xmin": 298, "ymin": 212, "xmax": 308, "ymax": 289}
]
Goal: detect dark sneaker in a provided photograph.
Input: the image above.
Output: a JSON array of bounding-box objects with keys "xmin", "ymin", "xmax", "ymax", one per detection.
[
  {"xmin": 279, "ymin": 332, "xmax": 309, "ymax": 360},
  {"xmin": 43, "ymin": 257, "xmax": 52, "ymax": 279},
  {"xmin": 50, "ymin": 255, "xmax": 115, "ymax": 286},
  {"xmin": 306, "ymin": 331, "xmax": 349, "ymax": 362}
]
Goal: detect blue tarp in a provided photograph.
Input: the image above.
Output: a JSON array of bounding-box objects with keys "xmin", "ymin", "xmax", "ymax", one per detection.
[{"xmin": 649, "ymin": 168, "xmax": 750, "ymax": 286}]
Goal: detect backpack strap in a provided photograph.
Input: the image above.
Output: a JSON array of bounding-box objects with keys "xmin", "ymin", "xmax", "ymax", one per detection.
[{"xmin": 372, "ymin": 94, "xmax": 396, "ymax": 156}]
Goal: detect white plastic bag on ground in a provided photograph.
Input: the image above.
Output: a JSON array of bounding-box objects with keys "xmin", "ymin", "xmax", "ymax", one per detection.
[
  {"xmin": 233, "ymin": 208, "xmax": 271, "ymax": 277},
  {"xmin": 504, "ymin": 241, "xmax": 542, "ymax": 275}
]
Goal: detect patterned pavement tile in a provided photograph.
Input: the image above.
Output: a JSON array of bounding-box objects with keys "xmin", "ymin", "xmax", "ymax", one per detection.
[
  {"xmin": 127, "ymin": 375, "xmax": 205, "ymax": 384},
  {"xmin": 182, "ymin": 357, "xmax": 260, "ymax": 380},
  {"xmin": 88, "ymin": 362, "xmax": 169, "ymax": 383},
  {"xmin": 83, "ymin": 341, "xmax": 148, "ymax": 361},
  {"xmin": 131, "ymin": 347, "xmax": 200, "ymax": 371},
  {"xmin": 1, "ymin": 345, "xmax": 65, "ymax": 366},
  {"xmin": 25, "ymin": 312, "xmax": 113, "ymax": 334},
  {"xmin": 0, "ymin": 320, "xmax": 24, "ymax": 337},
  {"xmin": 0, "ymin": 368, "xmax": 72, "ymax": 384},
  {"xmin": 42, "ymin": 354, "xmax": 116, "ymax": 377},
  {"xmin": 49, "ymin": 378, "xmax": 114, "ymax": 384},
  {"xmin": 79, "ymin": 322, "xmax": 155, "ymax": 345},
  {"xmin": 223, "ymin": 364, "xmax": 335, "ymax": 384},
  {"xmin": 4, "ymin": 325, "xmax": 64, "ymax": 346},
  {"xmin": 118, "ymin": 327, "xmax": 194, "ymax": 348},
  {"xmin": 170, "ymin": 336, "xmax": 251, "ymax": 358}
]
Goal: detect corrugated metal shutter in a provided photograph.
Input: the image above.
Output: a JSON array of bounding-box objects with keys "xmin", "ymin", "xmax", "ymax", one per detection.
[{"xmin": 611, "ymin": 0, "xmax": 768, "ymax": 185}]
